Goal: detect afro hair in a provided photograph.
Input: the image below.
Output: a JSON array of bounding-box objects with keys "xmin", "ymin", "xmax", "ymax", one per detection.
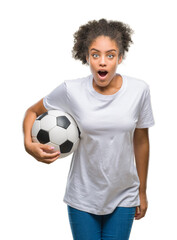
[{"xmin": 72, "ymin": 18, "xmax": 134, "ymax": 65}]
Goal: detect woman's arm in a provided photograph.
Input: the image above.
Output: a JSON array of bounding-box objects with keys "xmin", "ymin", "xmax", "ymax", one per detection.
[
  {"xmin": 23, "ymin": 98, "xmax": 60, "ymax": 163},
  {"xmin": 133, "ymin": 128, "xmax": 149, "ymax": 220}
]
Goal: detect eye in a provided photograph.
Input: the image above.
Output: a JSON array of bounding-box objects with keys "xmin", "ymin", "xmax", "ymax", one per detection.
[
  {"xmin": 107, "ymin": 54, "xmax": 114, "ymax": 59},
  {"xmin": 92, "ymin": 53, "xmax": 99, "ymax": 58}
]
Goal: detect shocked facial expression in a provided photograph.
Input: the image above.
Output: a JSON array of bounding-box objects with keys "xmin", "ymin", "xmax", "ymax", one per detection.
[{"xmin": 86, "ymin": 35, "xmax": 122, "ymax": 88}]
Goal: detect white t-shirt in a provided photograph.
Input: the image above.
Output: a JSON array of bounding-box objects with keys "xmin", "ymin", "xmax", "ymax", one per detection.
[{"xmin": 43, "ymin": 74, "xmax": 155, "ymax": 215}]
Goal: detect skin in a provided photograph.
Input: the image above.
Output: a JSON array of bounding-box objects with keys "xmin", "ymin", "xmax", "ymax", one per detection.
[
  {"xmin": 86, "ymin": 35, "xmax": 123, "ymax": 95},
  {"xmin": 23, "ymin": 35, "xmax": 149, "ymax": 220},
  {"xmin": 133, "ymin": 128, "xmax": 149, "ymax": 220}
]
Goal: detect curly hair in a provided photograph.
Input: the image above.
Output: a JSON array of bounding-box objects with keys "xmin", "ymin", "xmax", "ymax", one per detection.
[{"xmin": 72, "ymin": 18, "xmax": 134, "ymax": 65}]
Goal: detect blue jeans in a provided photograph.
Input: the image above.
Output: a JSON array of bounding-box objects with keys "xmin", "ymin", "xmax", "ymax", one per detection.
[{"xmin": 67, "ymin": 205, "xmax": 136, "ymax": 240}]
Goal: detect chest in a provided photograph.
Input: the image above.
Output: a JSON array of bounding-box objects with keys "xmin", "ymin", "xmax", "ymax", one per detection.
[{"xmin": 68, "ymin": 92, "xmax": 141, "ymax": 137}]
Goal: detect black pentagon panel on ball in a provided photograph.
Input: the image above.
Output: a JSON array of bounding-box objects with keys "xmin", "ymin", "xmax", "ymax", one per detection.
[
  {"xmin": 37, "ymin": 129, "xmax": 50, "ymax": 144},
  {"xmin": 60, "ymin": 140, "xmax": 73, "ymax": 153},
  {"xmin": 56, "ymin": 116, "xmax": 70, "ymax": 129},
  {"xmin": 37, "ymin": 112, "xmax": 48, "ymax": 120}
]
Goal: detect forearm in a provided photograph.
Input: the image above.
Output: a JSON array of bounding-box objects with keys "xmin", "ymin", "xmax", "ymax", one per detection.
[
  {"xmin": 23, "ymin": 108, "xmax": 37, "ymax": 149},
  {"xmin": 133, "ymin": 129, "xmax": 150, "ymax": 193},
  {"xmin": 23, "ymin": 98, "xmax": 47, "ymax": 150}
]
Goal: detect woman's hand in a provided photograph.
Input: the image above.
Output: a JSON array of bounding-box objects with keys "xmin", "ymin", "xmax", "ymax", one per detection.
[
  {"xmin": 25, "ymin": 142, "xmax": 61, "ymax": 164},
  {"xmin": 135, "ymin": 192, "xmax": 148, "ymax": 220}
]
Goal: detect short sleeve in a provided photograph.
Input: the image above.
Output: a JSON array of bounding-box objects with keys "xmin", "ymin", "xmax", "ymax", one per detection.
[
  {"xmin": 43, "ymin": 81, "xmax": 69, "ymax": 112},
  {"xmin": 136, "ymin": 87, "xmax": 155, "ymax": 128}
]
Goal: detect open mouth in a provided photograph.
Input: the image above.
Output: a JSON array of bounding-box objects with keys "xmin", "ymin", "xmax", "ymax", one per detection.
[{"xmin": 98, "ymin": 71, "xmax": 108, "ymax": 78}]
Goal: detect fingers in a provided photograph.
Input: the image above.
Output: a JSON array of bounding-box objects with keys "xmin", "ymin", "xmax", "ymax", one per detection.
[
  {"xmin": 135, "ymin": 193, "xmax": 148, "ymax": 220},
  {"xmin": 135, "ymin": 206, "xmax": 141, "ymax": 220},
  {"xmin": 40, "ymin": 151, "xmax": 60, "ymax": 159},
  {"xmin": 37, "ymin": 153, "xmax": 60, "ymax": 164},
  {"xmin": 40, "ymin": 144, "xmax": 57, "ymax": 153},
  {"xmin": 37, "ymin": 145, "xmax": 61, "ymax": 164},
  {"xmin": 135, "ymin": 205, "xmax": 147, "ymax": 220}
]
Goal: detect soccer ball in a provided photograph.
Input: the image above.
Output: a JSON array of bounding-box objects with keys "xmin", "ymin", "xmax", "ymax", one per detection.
[{"xmin": 31, "ymin": 110, "xmax": 81, "ymax": 158}]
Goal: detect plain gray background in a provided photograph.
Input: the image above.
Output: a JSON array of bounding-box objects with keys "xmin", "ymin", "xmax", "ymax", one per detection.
[{"xmin": 0, "ymin": 0, "xmax": 176, "ymax": 239}]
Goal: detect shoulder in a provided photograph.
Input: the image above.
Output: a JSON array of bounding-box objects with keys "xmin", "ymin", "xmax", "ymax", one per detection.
[
  {"xmin": 124, "ymin": 75, "xmax": 149, "ymax": 89},
  {"xmin": 64, "ymin": 75, "xmax": 90, "ymax": 87},
  {"xmin": 123, "ymin": 75, "xmax": 150, "ymax": 94}
]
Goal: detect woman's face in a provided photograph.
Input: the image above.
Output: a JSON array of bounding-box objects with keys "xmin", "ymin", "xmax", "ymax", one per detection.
[{"xmin": 86, "ymin": 35, "xmax": 122, "ymax": 88}]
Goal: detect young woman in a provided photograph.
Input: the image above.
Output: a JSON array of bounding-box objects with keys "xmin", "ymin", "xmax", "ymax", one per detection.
[{"xmin": 23, "ymin": 19, "xmax": 155, "ymax": 240}]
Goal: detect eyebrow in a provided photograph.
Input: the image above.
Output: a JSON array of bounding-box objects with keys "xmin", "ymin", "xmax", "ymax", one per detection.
[{"xmin": 90, "ymin": 48, "xmax": 117, "ymax": 53}]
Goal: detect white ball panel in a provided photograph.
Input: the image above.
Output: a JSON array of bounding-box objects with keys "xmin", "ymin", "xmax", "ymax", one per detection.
[
  {"xmin": 48, "ymin": 110, "xmax": 65, "ymax": 117},
  {"xmin": 67, "ymin": 124, "xmax": 79, "ymax": 142},
  {"xmin": 32, "ymin": 120, "xmax": 40, "ymax": 137},
  {"xmin": 49, "ymin": 126, "xmax": 67, "ymax": 145},
  {"xmin": 59, "ymin": 152, "xmax": 71, "ymax": 159},
  {"xmin": 40, "ymin": 115, "xmax": 56, "ymax": 131}
]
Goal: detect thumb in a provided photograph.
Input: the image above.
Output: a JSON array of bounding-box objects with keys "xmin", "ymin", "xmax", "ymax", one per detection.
[
  {"xmin": 135, "ymin": 206, "xmax": 141, "ymax": 216},
  {"xmin": 137, "ymin": 206, "xmax": 141, "ymax": 213}
]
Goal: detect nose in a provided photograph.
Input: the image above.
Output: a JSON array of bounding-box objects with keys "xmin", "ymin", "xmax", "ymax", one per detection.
[{"xmin": 99, "ymin": 56, "xmax": 107, "ymax": 67}]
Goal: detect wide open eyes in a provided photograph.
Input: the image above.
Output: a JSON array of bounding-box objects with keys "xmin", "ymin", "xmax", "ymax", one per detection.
[
  {"xmin": 107, "ymin": 54, "xmax": 114, "ymax": 59},
  {"xmin": 92, "ymin": 53, "xmax": 99, "ymax": 58},
  {"xmin": 91, "ymin": 53, "xmax": 115, "ymax": 59}
]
